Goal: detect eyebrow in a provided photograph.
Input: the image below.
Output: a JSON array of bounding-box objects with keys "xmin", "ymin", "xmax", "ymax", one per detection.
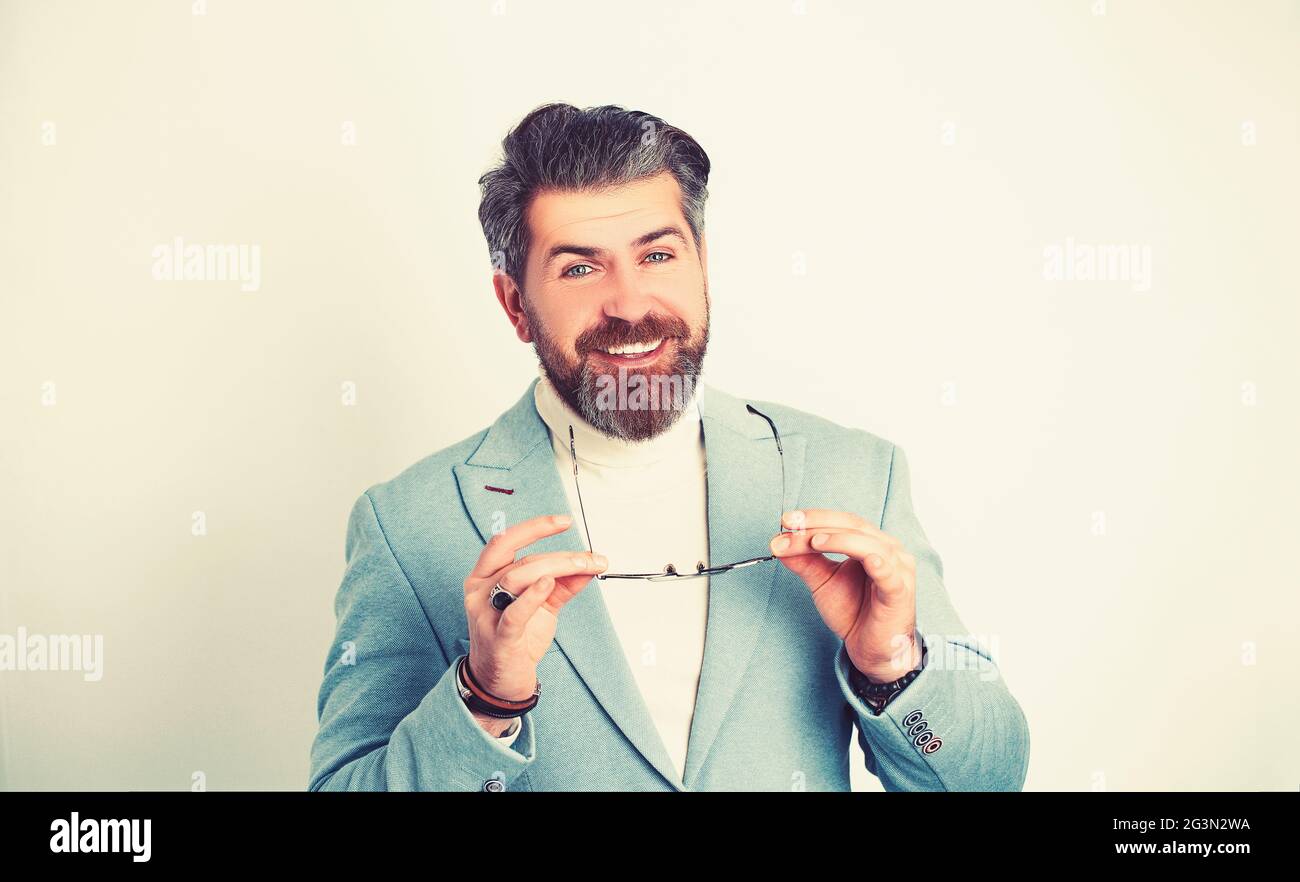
[{"xmin": 541, "ymin": 225, "xmax": 690, "ymax": 271}]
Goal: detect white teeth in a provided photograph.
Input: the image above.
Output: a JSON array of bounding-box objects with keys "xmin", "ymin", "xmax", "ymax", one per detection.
[{"xmin": 604, "ymin": 338, "xmax": 663, "ymax": 356}]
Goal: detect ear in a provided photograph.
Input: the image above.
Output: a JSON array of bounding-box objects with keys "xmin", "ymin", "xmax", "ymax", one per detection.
[{"xmin": 493, "ymin": 272, "xmax": 533, "ymax": 344}]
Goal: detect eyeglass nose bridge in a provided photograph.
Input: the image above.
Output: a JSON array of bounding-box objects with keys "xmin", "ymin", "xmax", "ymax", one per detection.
[{"xmin": 658, "ymin": 561, "xmax": 707, "ymax": 575}]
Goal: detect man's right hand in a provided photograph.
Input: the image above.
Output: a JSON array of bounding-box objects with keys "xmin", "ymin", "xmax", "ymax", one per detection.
[{"xmin": 462, "ymin": 513, "xmax": 607, "ymax": 719}]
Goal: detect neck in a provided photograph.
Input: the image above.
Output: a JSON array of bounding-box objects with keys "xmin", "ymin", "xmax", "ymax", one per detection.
[{"xmin": 532, "ymin": 366, "xmax": 705, "ymax": 468}]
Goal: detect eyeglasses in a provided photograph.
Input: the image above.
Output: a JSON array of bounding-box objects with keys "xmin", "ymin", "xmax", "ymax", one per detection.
[{"xmin": 567, "ymin": 404, "xmax": 788, "ymax": 581}]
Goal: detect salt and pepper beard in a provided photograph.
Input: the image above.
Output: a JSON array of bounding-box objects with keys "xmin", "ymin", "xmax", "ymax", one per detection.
[{"xmin": 523, "ymin": 287, "xmax": 710, "ymax": 444}]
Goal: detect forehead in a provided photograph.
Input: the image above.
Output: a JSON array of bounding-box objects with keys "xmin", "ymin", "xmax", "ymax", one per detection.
[{"xmin": 525, "ymin": 171, "xmax": 688, "ymax": 255}]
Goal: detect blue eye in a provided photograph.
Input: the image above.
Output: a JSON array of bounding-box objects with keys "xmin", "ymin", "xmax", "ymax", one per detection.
[{"xmin": 563, "ymin": 252, "xmax": 671, "ymax": 278}]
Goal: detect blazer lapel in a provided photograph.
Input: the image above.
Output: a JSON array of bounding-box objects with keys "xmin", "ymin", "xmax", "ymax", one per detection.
[
  {"xmin": 682, "ymin": 385, "xmax": 806, "ymax": 789},
  {"xmin": 453, "ymin": 378, "xmax": 682, "ymax": 788},
  {"xmin": 452, "ymin": 377, "xmax": 806, "ymax": 792}
]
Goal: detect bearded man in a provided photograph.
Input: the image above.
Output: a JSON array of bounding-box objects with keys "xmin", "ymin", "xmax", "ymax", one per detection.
[{"xmin": 308, "ymin": 103, "xmax": 1030, "ymax": 793}]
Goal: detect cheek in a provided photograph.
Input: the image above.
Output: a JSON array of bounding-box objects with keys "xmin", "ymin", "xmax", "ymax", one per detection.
[
  {"xmin": 677, "ymin": 299, "xmax": 707, "ymax": 334},
  {"xmin": 653, "ymin": 279, "xmax": 700, "ymax": 316},
  {"xmin": 548, "ymin": 310, "xmax": 600, "ymax": 355},
  {"xmin": 528, "ymin": 292, "xmax": 579, "ymax": 340},
  {"xmin": 677, "ymin": 274, "xmax": 708, "ymax": 316}
]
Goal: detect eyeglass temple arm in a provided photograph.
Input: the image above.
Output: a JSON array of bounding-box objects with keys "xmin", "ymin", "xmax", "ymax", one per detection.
[
  {"xmin": 745, "ymin": 404, "xmax": 788, "ymax": 530},
  {"xmin": 569, "ymin": 425, "xmax": 598, "ymax": 555}
]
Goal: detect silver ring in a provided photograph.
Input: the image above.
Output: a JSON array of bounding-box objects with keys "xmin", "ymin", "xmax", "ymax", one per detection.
[{"xmin": 489, "ymin": 582, "xmax": 518, "ymax": 611}]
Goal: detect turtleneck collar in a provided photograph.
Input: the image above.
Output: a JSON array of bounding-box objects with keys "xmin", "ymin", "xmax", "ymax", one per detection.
[{"xmin": 532, "ymin": 364, "xmax": 705, "ymax": 468}]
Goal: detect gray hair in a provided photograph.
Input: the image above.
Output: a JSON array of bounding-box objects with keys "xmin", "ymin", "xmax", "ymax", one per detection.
[{"xmin": 477, "ymin": 103, "xmax": 711, "ymax": 289}]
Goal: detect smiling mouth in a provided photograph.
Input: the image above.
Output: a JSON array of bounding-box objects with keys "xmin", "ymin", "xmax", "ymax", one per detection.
[{"xmin": 590, "ymin": 337, "xmax": 670, "ymax": 364}]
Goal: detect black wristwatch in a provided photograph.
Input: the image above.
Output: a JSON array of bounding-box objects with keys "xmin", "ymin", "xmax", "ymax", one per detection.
[{"xmin": 848, "ymin": 638, "xmax": 928, "ymax": 716}]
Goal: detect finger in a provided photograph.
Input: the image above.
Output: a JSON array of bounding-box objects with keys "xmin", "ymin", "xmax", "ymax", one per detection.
[
  {"xmin": 773, "ymin": 546, "xmax": 843, "ymax": 589},
  {"xmin": 770, "ymin": 527, "xmax": 874, "ymax": 590},
  {"xmin": 771, "ymin": 526, "xmax": 890, "ymax": 561},
  {"xmin": 493, "ymin": 552, "xmax": 609, "ymax": 596},
  {"xmin": 781, "ymin": 510, "xmax": 900, "ymax": 549},
  {"xmin": 781, "ymin": 508, "xmax": 872, "ymax": 534},
  {"xmin": 473, "ymin": 552, "xmax": 608, "ymax": 612},
  {"xmin": 496, "ymin": 575, "xmax": 557, "ymax": 641},
  {"xmin": 808, "ymin": 532, "xmax": 911, "ymax": 602},
  {"xmin": 542, "ymin": 570, "xmax": 604, "ymax": 612},
  {"xmin": 466, "ymin": 514, "xmax": 573, "ymax": 590}
]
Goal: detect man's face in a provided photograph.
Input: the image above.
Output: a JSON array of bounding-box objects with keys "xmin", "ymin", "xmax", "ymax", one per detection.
[{"xmin": 496, "ymin": 170, "xmax": 710, "ymax": 442}]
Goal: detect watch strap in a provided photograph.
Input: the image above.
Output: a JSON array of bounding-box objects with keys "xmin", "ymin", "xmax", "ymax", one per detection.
[{"xmin": 848, "ymin": 638, "xmax": 927, "ymax": 716}]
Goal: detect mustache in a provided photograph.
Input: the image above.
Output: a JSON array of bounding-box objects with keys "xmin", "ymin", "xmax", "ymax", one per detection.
[{"xmin": 577, "ymin": 315, "xmax": 690, "ymax": 353}]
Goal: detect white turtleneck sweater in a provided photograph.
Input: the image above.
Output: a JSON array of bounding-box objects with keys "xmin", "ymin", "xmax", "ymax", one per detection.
[{"xmin": 486, "ymin": 367, "xmax": 711, "ymax": 781}]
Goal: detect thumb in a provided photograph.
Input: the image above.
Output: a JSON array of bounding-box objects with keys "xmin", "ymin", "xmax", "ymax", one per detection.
[
  {"xmin": 497, "ymin": 575, "xmax": 556, "ymax": 640},
  {"xmin": 775, "ymin": 550, "xmax": 840, "ymax": 588}
]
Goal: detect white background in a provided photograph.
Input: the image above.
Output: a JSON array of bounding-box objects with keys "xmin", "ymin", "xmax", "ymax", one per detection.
[{"xmin": 1, "ymin": 0, "xmax": 1297, "ymax": 791}]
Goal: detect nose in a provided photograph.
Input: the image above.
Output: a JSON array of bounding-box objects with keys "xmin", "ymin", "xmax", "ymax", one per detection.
[{"xmin": 600, "ymin": 263, "xmax": 656, "ymax": 327}]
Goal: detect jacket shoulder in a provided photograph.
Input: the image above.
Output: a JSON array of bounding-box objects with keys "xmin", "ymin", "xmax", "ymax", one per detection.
[
  {"xmin": 359, "ymin": 426, "xmax": 489, "ymax": 512},
  {"xmin": 743, "ymin": 393, "xmax": 897, "ymax": 458}
]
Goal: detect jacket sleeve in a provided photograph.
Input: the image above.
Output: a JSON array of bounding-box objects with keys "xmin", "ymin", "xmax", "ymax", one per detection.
[
  {"xmin": 308, "ymin": 491, "xmax": 537, "ymax": 791},
  {"xmin": 833, "ymin": 442, "xmax": 1031, "ymax": 792}
]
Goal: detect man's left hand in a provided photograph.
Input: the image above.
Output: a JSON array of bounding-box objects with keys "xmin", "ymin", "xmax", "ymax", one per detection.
[{"xmin": 770, "ymin": 509, "xmax": 921, "ymax": 683}]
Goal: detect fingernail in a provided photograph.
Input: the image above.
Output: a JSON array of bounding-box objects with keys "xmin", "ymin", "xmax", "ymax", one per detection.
[
  {"xmin": 593, "ymin": 554, "xmax": 609, "ymax": 568},
  {"xmin": 555, "ymin": 514, "xmax": 572, "ymax": 525},
  {"xmin": 771, "ymin": 536, "xmax": 790, "ymax": 553},
  {"xmin": 812, "ymin": 533, "xmax": 827, "ymax": 547},
  {"xmin": 867, "ymin": 554, "xmax": 883, "ymax": 567}
]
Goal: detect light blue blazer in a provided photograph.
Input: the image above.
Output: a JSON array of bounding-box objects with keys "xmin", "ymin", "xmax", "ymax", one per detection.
[{"xmin": 308, "ymin": 378, "xmax": 1030, "ymax": 791}]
